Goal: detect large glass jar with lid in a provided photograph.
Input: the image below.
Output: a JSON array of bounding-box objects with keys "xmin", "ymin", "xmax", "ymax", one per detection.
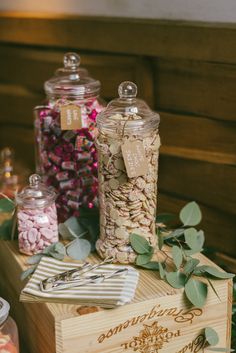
[
  {"xmin": 34, "ymin": 52, "xmax": 105, "ymax": 221},
  {"xmin": 0, "ymin": 297, "xmax": 19, "ymax": 353},
  {"xmin": 16, "ymin": 174, "xmax": 58, "ymax": 255},
  {"xmin": 96, "ymin": 81, "xmax": 160, "ymax": 264}
]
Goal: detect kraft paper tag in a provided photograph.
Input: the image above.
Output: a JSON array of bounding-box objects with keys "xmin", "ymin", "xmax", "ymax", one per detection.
[
  {"xmin": 121, "ymin": 139, "xmax": 148, "ymax": 178},
  {"xmin": 60, "ymin": 104, "xmax": 82, "ymax": 130}
]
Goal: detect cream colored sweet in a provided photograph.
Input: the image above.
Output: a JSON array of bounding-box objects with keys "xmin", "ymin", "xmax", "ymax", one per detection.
[{"xmin": 96, "ymin": 118, "xmax": 160, "ymax": 264}]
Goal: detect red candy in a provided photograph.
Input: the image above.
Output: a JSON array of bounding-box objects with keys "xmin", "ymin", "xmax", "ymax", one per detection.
[{"xmin": 35, "ymin": 98, "xmax": 104, "ymax": 221}]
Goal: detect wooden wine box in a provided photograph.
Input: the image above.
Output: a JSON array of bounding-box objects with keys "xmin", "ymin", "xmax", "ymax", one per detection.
[{"xmin": 0, "ymin": 241, "xmax": 233, "ymax": 353}]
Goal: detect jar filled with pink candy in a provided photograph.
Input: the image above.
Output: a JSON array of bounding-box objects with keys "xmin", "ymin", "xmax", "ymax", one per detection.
[
  {"xmin": 15, "ymin": 174, "xmax": 58, "ymax": 255},
  {"xmin": 34, "ymin": 52, "xmax": 105, "ymax": 221}
]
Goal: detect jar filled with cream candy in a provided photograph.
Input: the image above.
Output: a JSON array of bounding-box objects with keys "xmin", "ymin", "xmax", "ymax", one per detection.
[{"xmin": 96, "ymin": 81, "xmax": 160, "ymax": 263}]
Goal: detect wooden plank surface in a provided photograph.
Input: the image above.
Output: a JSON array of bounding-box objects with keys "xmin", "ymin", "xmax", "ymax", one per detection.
[
  {"xmin": 0, "ymin": 13, "xmax": 236, "ymax": 64},
  {"xmin": 158, "ymin": 155, "xmax": 236, "ymax": 215},
  {"xmin": 155, "ymin": 59, "xmax": 236, "ymax": 121},
  {"xmin": 0, "ymin": 240, "xmax": 232, "ymax": 353}
]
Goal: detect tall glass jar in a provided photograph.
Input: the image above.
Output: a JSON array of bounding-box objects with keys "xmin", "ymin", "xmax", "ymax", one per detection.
[
  {"xmin": 96, "ymin": 81, "xmax": 160, "ymax": 264},
  {"xmin": 16, "ymin": 174, "xmax": 58, "ymax": 255},
  {"xmin": 0, "ymin": 298, "xmax": 19, "ymax": 353},
  {"xmin": 34, "ymin": 53, "xmax": 105, "ymax": 221}
]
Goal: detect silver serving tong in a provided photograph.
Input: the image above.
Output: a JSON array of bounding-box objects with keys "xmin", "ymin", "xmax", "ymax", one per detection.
[{"xmin": 40, "ymin": 257, "xmax": 128, "ymax": 292}]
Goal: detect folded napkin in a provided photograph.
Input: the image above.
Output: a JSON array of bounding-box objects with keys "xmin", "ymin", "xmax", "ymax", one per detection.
[{"xmin": 20, "ymin": 256, "xmax": 139, "ymax": 308}]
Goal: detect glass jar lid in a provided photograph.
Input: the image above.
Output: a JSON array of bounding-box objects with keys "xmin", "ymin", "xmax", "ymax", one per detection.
[
  {"xmin": 96, "ymin": 81, "xmax": 160, "ymax": 134},
  {"xmin": 0, "ymin": 298, "xmax": 10, "ymax": 326},
  {"xmin": 44, "ymin": 52, "xmax": 100, "ymax": 98},
  {"xmin": 15, "ymin": 174, "xmax": 56, "ymax": 208}
]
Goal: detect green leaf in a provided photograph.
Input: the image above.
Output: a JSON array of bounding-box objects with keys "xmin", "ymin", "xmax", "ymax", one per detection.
[
  {"xmin": 184, "ymin": 258, "xmax": 200, "ymax": 275},
  {"xmin": 157, "ymin": 229, "xmax": 164, "ymax": 250},
  {"xmin": 136, "ymin": 251, "xmax": 153, "ymax": 266},
  {"xmin": 205, "ymin": 327, "xmax": 219, "ymax": 346},
  {"xmin": 138, "ymin": 262, "xmax": 159, "ymax": 270},
  {"xmin": 172, "ymin": 246, "xmax": 183, "ymax": 269},
  {"xmin": 54, "ymin": 242, "xmax": 66, "ymax": 255},
  {"xmin": 65, "ymin": 217, "xmax": 87, "ymax": 238},
  {"xmin": 159, "ymin": 262, "xmax": 166, "ymax": 279},
  {"xmin": 66, "ymin": 238, "xmax": 91, "ymax": 261},
  {"xmin": 130, "ymin": 233, "xmax": 152, "ymax": 254},
  {"xmin": 166, "ymin": 271, "xmax": 186, "ymax": 289},
  {"xmin": 184, "ymin": 229, "xmax": 205, "ymax": 255},
  {"xmin": 195, "ymin": 265, "xmax": 235, "ymax": 279},
  {"xmin": 156, "ymin": 213, "xmax": 176, "ymax": 224},
  {"xmin": 164, "ymin": 228, "xmax": 185, "ymax": 240},
  {"xmin": 20, "ymin": 265, "xmax": 37, "ymax": 281},
  {"xmin": 185, "ymin": 278, "xmax": 208, "ymax": 307},
  {"xmin": 58, "ymin": 223, "xmax": 77, "ymax": 240},
  {"xmin": 180, "ymin": 201, "xmax": 202, "ymax": 226},
  {"xmin": 0, "ymin": 198, "xmax": 15, "ymax": 213},
  {"xmin": 26, "ymin": 254, "xmax": 43, "ymax": 265}
]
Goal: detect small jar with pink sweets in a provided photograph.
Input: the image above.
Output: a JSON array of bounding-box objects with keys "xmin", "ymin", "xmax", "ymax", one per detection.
[{"xmin": 15, "ymin": 174, "xmax": 58, "ymax": 255}]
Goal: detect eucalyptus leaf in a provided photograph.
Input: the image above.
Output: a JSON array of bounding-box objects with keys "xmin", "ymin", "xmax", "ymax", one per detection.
[
  {"xmin": 0, "ymin": 198, "xmax": 15, "ymax": 213},
  {"xmin": 66, "ymin": 238, "xmax": 91, "ymax": 261},
  {"xmin": 139, "ymin": 262, "xmax": 159, "ymax": 270},
  {"xmin": 136, "ymin": 251, "xmax": 153, "ymax": 266},
  {"xmin": 184, "ymin": 229, "xmax": 204, "ymax": 255},
  {"xmin": 54, "ymin": 242, "xmax": 66, "ymax": 255},
  {"xmin": 205, "ymin": 327, "xmax": 219, "ymax": 346},
  {"xmin": 159, "ymin": 262, "xmax": 166, "ymax": 279},
  {"xmin": 130, "ymin": 233, "xmax": 152, "ymax": 254},
  {"xmin": 180, "ymin": 201, "xmax": 202, "ymax": 226},
  {"xmin": 58, "ymin": 223, "xmax": 77, "ymax": 240},
  {"xmin": 156, "ymin": 213, "xmax": 176, "ymax": 224},
  {"xmin": 65, "ymin": 217, "xmax": 87, "ymax": 238},
  {"xmin": 26, "ymin": 254, "xmax": 43, "ymax": 265},
  {"xmin": 20, "ymin": 265, "xmax": 37, "ymax": 281},
  {"xmin": 164, "ymin": 228, "xmax": 185, "ymax": 240},
  {"xmin": 184, "ymin": 258, "xmax": 200, "ymax": 275},
  {"xmin": 185, "ymin": 278, "xmax": 208, "ymax": 307},
  {"xmin": 166, "ymin": 271, "xmax": 186, "ymax": 289},
  {"xmin": 49, "ymin": 252, "xmax": 65, "ymax": 260},
  {"xmin": 195, "ymin": 265, "xmax": 235, "ymax": 279},
  {"xmin": 172, "ymin": 246, "xmax": 183, "ymax": 269}
]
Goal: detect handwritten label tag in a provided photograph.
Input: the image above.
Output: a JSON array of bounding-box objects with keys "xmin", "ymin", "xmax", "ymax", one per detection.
[
  {"xmin": 121, "ymin": 140, "xmax": 148, "ymax": 178},
  {"xmin": 60, "ymin": 104, "xmax": 82, "ymax": 130}
]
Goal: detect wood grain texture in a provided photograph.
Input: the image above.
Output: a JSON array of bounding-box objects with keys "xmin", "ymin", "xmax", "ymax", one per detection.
[
  {"xmin": 155, "ymin": 59, "xmax": 236, "ymax": 121},
  {"xmin": 0, "ymin": 240, "xmax": 232, "ymax": 353},
  {"xmin": 0, "ymin": 13, "xmax": 236, "ymax": 64}
]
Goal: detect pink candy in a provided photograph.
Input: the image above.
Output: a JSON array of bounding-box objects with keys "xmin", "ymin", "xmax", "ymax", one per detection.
[{"xmin": 17, "ymin": 203, "xmax": 58, "ymax": 255}]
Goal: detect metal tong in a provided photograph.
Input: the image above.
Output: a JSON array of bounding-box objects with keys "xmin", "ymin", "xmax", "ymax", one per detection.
[{"xmin": 40, "ymin": 257, "xmax": 128, "ymax": 292}]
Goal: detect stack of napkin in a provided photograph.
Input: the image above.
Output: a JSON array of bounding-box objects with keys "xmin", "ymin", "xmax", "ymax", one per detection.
[{"xmin": 20, "ymin": 256, "xmax": 139, "ymax": 308}]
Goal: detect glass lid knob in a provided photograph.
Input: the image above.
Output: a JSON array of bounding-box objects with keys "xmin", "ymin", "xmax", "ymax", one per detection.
[
  {"xmin": 63, "ymin": 52, "xmax": 81, "ymax": 70},
  {"xmin": 118, "ymin": 81, "xmax": 137, "ymax": 99},
  {"xmin": 29, "ymin": 174, "xmax": 41, "ymax": 188}
]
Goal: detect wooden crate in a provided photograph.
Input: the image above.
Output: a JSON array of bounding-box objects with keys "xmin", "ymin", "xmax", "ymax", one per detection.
[{"xmin": 0, "ymin": 241, "xmax": 233, "ymax": 353}]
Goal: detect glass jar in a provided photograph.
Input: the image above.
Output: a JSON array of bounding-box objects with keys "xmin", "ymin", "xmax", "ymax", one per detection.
[
  {"xmin": 96, "ymin": 81, "xmax": 160, "ymax": 264},
  {"xmin": 0, "ymin": 298, "xmax": 19, "ymax": 353},
  {"xmin": 34, "ymin": 52, "xmax": 105, "ymax": 221},
  {"xmin": 15, "ymin": 174, "xmax": 58, "ymax": 255}
]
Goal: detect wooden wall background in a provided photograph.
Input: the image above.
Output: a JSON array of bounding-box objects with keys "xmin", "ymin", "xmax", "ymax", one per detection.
[{"xmin": 0, "ymin": 13, "xmax": 235, "ymax": 268}]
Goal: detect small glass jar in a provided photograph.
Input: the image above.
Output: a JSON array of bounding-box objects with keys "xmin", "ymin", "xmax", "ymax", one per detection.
[
  {"xmin": 34, "ymin": 52, "xmax": 105, "ymax": 221},
  {"xmin": 15, "ymin": 174, "xmax": 58, "ymax": 255},
  {"xmin": 0, "ymin": 298, "xmax": 19, "ymax": 353},
  {"xmin": 96, "ymin": 81, "xmax": 160, "ymax": 264}
]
